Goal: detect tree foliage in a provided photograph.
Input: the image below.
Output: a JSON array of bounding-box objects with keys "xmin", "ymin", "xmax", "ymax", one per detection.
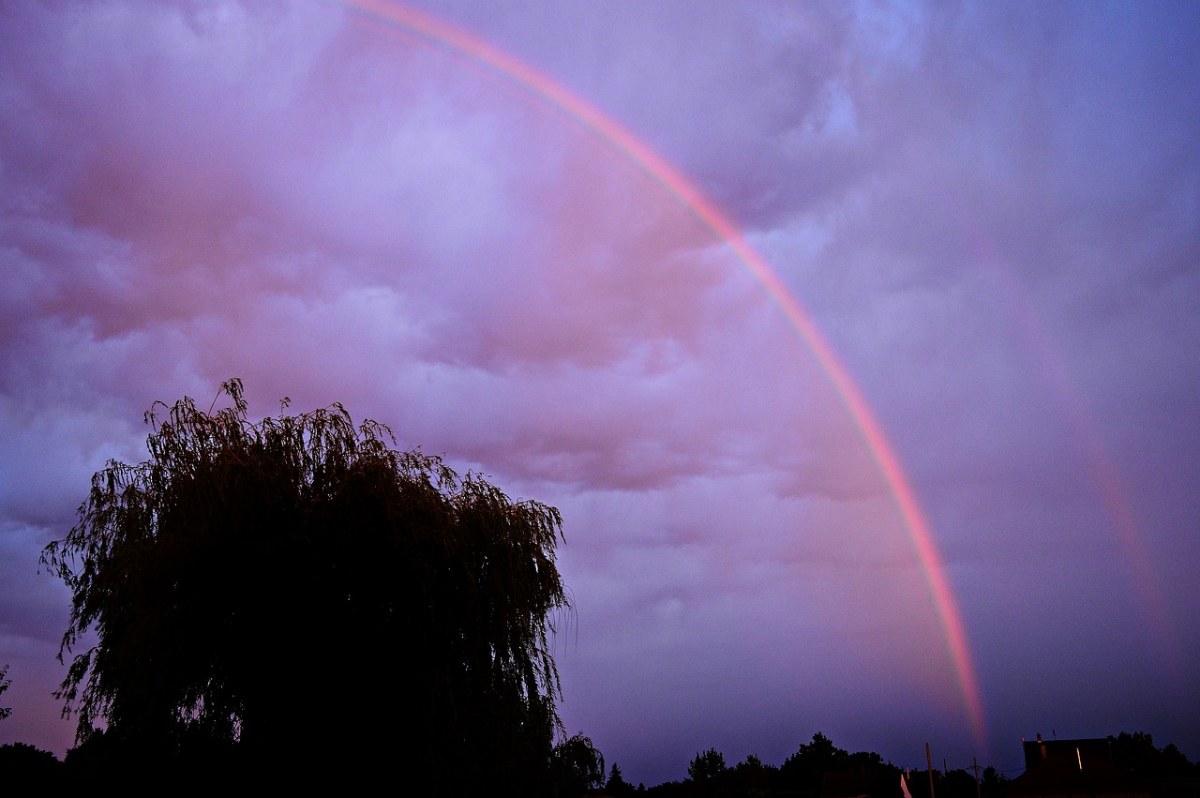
[
  {"xmin": 688, "ymin": 747, "xmax": 727, "ymax": 782},
  {"xmin": 0, "ymin": 665, "xmax": 11, "ymax": 722},
  {"xmin": 731, "ymin": 753, "xmax": 774, "ymax": 793},
  {"xmin": 0, "ymin": 742, "xmax": 64, "ymax": 786},
  {"xmin": 552, "ymin": 732, "xmax": 606, "ymax": 795},
  {"xmin": 1108, "ymin": 731, "xmax": 1199, "ymax": 779},
  {"xmin": 41, "ymin": 379, "xmax": 571, "ymax": 788},
  {"xmin": 781, "ymin": 732, "xmax": 843, "ymax": 786},
  {"xmin": 605, "ymin": 762, "xmax": 637, "ymax": 796}
]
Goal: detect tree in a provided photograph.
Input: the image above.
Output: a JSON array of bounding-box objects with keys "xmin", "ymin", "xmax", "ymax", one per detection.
[
  {"xmin": 0, "ymin": 742, "xmax": 64, "ymax": 785},
  {"xmin": 730, "ymin": 753, "xmax": 776, "ymax": 794},
  {"xmin": 981, "ymin": 765, "xmax": 1008, "ymax": 796},
  {"xmin": 780, "ymin": 732, "xmax": 852, "ymax": 791},
  {"xmin": 1108, "ymin": 731, "xmax": 1199, "ymax": 779},
  {"xmin": 42, "ymin": 379, "xmax": 572, "ymax": 790},
  {"xmin": 606, "ymin": 762, "xmax": 636, "ymax": 796},
  {"xmin": 552, "ymin": 732, "xmax": 605, "ymax": 796},
  {"xmin": 688, "ymin": 748, "xmax": 727, "ymax": 782},
  {"xmin": 0, "ymin": 664, "xmax": 11, "ymax": 721}
]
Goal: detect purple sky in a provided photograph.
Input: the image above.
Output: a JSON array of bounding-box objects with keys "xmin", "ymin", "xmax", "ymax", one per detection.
[{"xmin": 2, "ymin": 0, "xmax": 1198, "ymax": 786}]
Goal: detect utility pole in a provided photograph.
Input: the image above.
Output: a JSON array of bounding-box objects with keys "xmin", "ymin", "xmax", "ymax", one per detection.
[
  {"xmin": 926, "ymin": 742, "xmax": 936, "ymax": 798},
  {"xmin": 972, "ymin": 757, "xmax": 982, "ymax": 798}
]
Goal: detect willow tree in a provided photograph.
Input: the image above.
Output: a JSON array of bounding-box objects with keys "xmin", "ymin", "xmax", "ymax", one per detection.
[{"xmin": 43, "ymin": 379, "xmax": 570, "ymax": 790}]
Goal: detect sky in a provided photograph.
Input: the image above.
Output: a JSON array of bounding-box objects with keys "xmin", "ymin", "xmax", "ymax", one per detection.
[{"xmin": 1, "ymin": 0, "xmax": 1198, "ymax": 787}]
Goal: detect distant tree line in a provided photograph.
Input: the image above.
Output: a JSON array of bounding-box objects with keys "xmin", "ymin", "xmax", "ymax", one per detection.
[
  {"xmin": 6, "ymin": 727, "xmax": 1199, "ymax": 795},
  {"xmin": 617, "ymin": 730, "xmax": 1199, "ymax": 798},
  {"xmin": 632, "ymin": 731, "xmax": 1006, "ymax": 798}
]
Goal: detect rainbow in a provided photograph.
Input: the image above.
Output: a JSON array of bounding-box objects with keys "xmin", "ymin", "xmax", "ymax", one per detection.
[
  {"xmin": 975, "ymin": 251, "xmax": 1180, "ymax": 686},
  {"xmin": 329, "ymin": 0, "xmax": 988, "ymax": 749}
]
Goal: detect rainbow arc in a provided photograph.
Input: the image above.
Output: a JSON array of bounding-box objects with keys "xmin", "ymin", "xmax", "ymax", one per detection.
[{"xmin": 332, "ymin": 0, "xmax": 989, "ymax": 750}]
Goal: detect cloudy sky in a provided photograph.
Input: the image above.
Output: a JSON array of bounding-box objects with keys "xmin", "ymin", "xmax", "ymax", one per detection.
[{"xmin": 2, "ymin": 0, "xmax": 1198, "ymax": 786}]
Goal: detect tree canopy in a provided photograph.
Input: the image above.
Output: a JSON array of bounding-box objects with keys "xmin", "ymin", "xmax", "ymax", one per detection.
[
  {"xmin": 552, "ymin": 732, "xmax": 606, "ymax": 795},
  {"xmin": 42, "ymin": 379, "xmax": 571, "ymax": 790},
  {"xmin": 688, "ymin": 748, "xmax": 727, "ymax": 782},
  {"xmin": 779, "ymin": 731, "xmax": 884, "ymax": 790}
]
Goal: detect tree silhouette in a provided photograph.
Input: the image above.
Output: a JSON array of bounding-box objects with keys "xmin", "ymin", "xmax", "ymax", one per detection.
[
  {"xmin": 0, "ymin": 742, "xmax": 64, "ymax": 785},
  {"xmin": 552, "ymin": 732, "xmax": 606, "ymax": 796},
  {"xmin": 1108, "ymin": 731, "xmax": 1199, "ymax": 779},
  {"xmin": 688, "ymin": 747, "xmax": 727, "ymax": 782},
  {"xmin": 730, "ymin": 753, "xmax": 776, "ymax": 794},
  {"xmin": 779, "ymin": 732, "xmax": 863, "ymax": 792},
  {"xmin": 42, "ymin": 379, "xmax": 571, "ymax": 790},
  {"xmin": 605, "ymin": 762, "xmax": 636, "ymax": 796},
  {"xmin": 0, "ymin": 665, "xmax": 11, "ymax": 721}
]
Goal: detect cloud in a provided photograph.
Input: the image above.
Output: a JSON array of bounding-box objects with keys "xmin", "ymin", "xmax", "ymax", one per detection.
[{"xmin": 2, "ymin": 0, "xmax": 1198, "ymax": 783}]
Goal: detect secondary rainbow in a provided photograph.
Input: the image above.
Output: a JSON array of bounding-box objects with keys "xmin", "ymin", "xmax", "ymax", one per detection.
[{"xmin": 332, "ymin": 0, "xmax": 989, "ymax": 749}]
